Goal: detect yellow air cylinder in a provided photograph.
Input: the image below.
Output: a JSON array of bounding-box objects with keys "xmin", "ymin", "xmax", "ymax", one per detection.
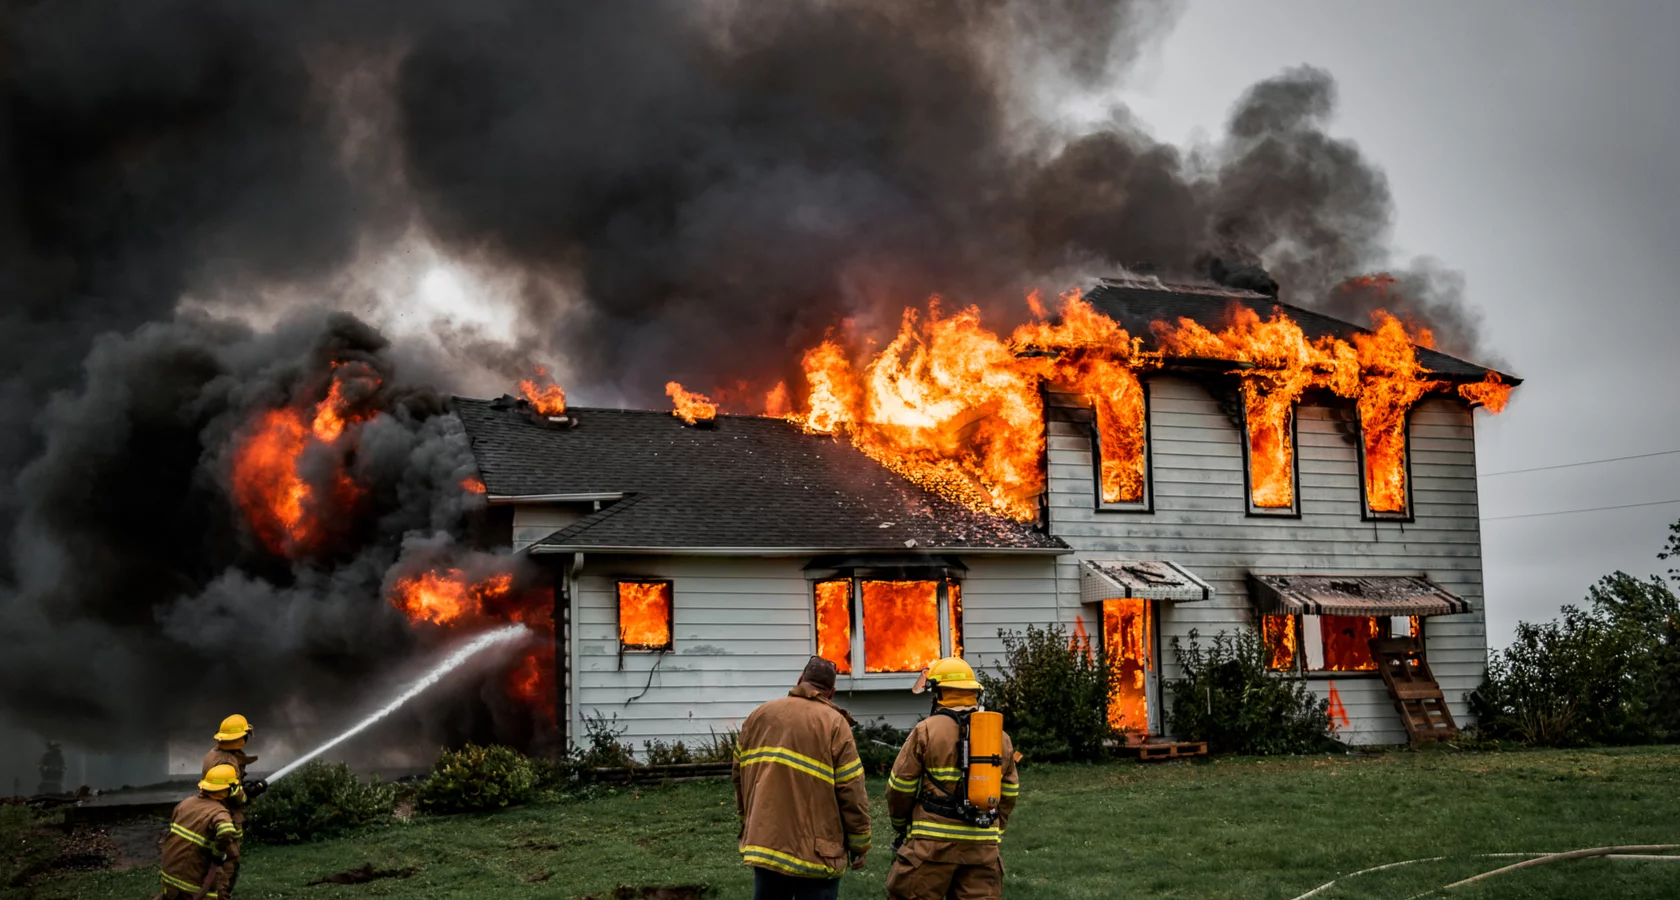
[{"xmin": 966, "ymin": 711, "xmax": 1004, "ymax": 810}]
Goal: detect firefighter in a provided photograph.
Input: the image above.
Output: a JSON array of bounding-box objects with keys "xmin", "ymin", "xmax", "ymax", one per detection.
[
  {"xmin": 732, "ymin": 656, "xmax": 872, "ymax": 900},
  {"xmin": 154, "ymin": 764, "xmax": 241, "ymax": 899},
  {"xmin": 885, "ymin": 656, "xmax": 1020, "ymax": 900},
  {"xmin": 203, "ymin": 714, "xmax": 265, "ymax": 896}
]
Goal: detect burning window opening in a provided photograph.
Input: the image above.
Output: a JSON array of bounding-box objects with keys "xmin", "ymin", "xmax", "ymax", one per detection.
[
  {"xmin": 813, "ymin": 580, "xmax": 853, "ymax": 675},
  {"xmin": 1103, "ymin": 598, "xmax": 1153, "ymax": 734},
  {"xmin": 1243, "ymin": 393, "xmax": 1298, "ymax": 512},
  {"xmin": 666, "ymin": 381, "xmax": 718, "ymax": 425},
  {"xmin": 949, "ymin": 581, "xmax": 964, "ymax": 658},
  {"xmin": 1356, "ymin": 311, "xmax": 1448, "ymax": 516},
  {"xmin": 860, "ymin": 580, "xmax": 942, "ymax": 673},
  {"xmin": 1262, "ymin": 614, "xmax": 1424, "ymax": 673},
  {"xmin": 618, "ymin": 581, "xmax": 674, "ymax": 651},
  {"xmin": 520, "ymin": 366, "xmax": 567, "ymax": 417}
]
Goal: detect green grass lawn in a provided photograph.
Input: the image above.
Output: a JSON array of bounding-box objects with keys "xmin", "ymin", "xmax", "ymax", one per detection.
[{"xmin": 12, "ymin": 745, "xmax": 1680, "ymax": 899}]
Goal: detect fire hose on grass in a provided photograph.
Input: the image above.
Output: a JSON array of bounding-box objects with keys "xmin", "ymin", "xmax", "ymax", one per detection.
[{"xmin": 1286, "ymin": 843, "xmax": 1680, "ymax": 900}]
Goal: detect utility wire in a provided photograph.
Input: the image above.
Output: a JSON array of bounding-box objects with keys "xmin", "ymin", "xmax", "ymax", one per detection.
[
  {"xmin": 1481, "ymin": 448, "xmax": 1680, "ymax": 477},
  {"xmin": 1480, "ymin": 498, "xmax": 1680, "ymax": 522}
]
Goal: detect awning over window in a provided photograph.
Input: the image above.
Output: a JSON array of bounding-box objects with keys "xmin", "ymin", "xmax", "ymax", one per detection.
[
  {"xmin": 1248, "ymin": 573, "xmax": 1470, "ymax": 617},
  {"xmin": 1080, "ymin": 559, "xmax": 1213, "ymax": 603}
]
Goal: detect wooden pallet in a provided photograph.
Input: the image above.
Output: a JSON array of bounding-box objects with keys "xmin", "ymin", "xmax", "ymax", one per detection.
[
  {"xmin": 1371, "ymin": 637, "xmax": 1460, "ymax": 745},
  {"xmin": 1124, "ymin": 740, "xmax": 1208, "ymax": 761}
]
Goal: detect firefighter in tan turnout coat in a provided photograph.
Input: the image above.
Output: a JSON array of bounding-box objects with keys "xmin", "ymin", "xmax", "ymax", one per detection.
[
  {"xmin": 733, "ymin": 657, "xmax": 872, "ymax": 900},
  {"xmin": 886, "ymin": 657, "xmax": 1020, "ymax": 900},
  {"xmin": 154, "ymin": 764, "xmax": 241, "ymax": 899},
  {"xmin": 200, "ymin": 714, "xmax": 267, "ymax": 896}
]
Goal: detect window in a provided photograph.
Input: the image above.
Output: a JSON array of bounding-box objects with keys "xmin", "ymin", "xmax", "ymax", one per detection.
[
  {"xmin": 1090, "ymin": 373, "xmax": 1151, "ymax": 511},
  {"xmin": 617, "ymin": 580, "xmax": 673, "ymax": 651},
  {"xmin": 1241, "ymin": 392, "xmax": 1301, "ymax": 516},
  {"xmin": 813, "ymin": 577, "xmax": 961, "ymax": 676},
  {"xmin": 1263, "ymin": 614, "xmax": 1422, "ymax": 673},
  {"xmin": 1358, "ymin": 409, "xmax": 1413, "ymax": 519}
]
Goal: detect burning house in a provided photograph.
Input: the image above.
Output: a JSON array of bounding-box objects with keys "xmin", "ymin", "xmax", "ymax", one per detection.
[{"xmin": 457, "ymin": 278, "xmax": 1516, "ymax": 750}]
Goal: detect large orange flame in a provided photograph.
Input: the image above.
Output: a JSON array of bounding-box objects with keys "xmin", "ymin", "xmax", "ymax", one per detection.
[
  {"xmin": 1262, "ymin": 615, "xmax": 1299, "ymax": 670},
  {"xmin": 1356, "ymin": 312, "xmax": 1446, "ymax": 513},
  {"xmin": 814, "ymin": 580, "xmax": 853, "ymax": 675},
  {"xmin": 1102, "ymin": 598, "xmax": 1152, "ymax": 734},
  {"xmin": 1319, "ymin": 615, "xmax": 1381, "ymax": 671},
  {"xmin": 519, "ymin": 366, "xmax": 567, "ymax": 416},
  {"xmin": 231, "ymin": 365, "xmax": 377, "ymax": 557},
  {"xmin": 388, "ymin": 569, "xmax": 515, "ymax": 625},
  {"xmin": 618, "ymin": 581, "xmax": 673, "ymax": 648},
  {"xmin": 1457, "ymin": 371, "xmax": 1512, "ymax": 413},
  {"xmin": 859, "ymin": 580, "xmax": 942, "ymax": 673},
  {"xmin": 665, "ymin": 382, "xmax": 719, "ymax": 425}
]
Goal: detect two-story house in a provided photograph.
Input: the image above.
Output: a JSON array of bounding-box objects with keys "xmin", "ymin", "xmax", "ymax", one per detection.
[{"xmin": 456, "ymin": 279, "xmax": 1513, "ymax": 750}]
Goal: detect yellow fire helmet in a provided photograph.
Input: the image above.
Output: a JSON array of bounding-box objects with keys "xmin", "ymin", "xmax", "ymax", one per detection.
[
  {"xmin": 214, "ymin": 714, "xmax": 253, "ymax": 743},
  {"xmin": 912, "ymin": 656, "xmax": 981, "ymax": 694},
  {"xmin": 199, "ymin": 763, "xmax": 240, "ymax": 793}
]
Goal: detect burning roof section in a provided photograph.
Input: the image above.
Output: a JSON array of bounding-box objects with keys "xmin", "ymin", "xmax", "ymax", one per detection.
[
  {"xmin": 1086, "ymin": 278, "xmax": 1518, "ymax": 383},
  {"xmin": 452, "ymin": 398, "xmax": 1067, "ymax": 554}
]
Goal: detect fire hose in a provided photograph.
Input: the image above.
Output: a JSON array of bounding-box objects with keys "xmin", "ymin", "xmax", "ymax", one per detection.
[{"xmin": 1286, "ymin": 844, "xmax": 1680, "ymax": 900}]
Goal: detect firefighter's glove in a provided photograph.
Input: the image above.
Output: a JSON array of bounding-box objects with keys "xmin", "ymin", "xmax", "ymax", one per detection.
[
  {"xmin": 849, "ymin": 849, "xmax": 868, "ymax": 871},
  {"xmin": 242, "ymin": 779, "xmax": 268, "ymax": 801}
]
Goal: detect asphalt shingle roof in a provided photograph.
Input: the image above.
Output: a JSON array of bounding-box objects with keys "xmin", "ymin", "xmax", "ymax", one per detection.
[
  {"xmin": 1086, "ymin": 279, "xmax": 1517, "ymax": 382},
  {"xmin": 452, "ymin": 399, "xmax": 1067, "ymax": 554}
]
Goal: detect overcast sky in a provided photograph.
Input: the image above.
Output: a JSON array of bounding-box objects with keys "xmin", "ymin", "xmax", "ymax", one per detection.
[{"xmin": 1112, "ymin": 1, "xmax": 1680, "ymax": 645}]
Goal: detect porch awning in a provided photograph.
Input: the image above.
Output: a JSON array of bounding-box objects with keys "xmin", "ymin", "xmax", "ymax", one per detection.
[
  {"xmin": 1080, "ymin": 559, "xmax": 1213, "ymax": 603},
  {"xmin": 1248, "ymin": 573, "xmax": 1470, "ymax": 617}
]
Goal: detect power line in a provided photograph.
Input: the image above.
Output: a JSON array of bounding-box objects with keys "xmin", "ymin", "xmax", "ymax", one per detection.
[
  {"xmin": 1481, "ymin": 448, "xmax": 1680, "ymax": 477},
  {"xmin": 1481, "ymin": 498, "xmax": 1680, "ymax": 522}
]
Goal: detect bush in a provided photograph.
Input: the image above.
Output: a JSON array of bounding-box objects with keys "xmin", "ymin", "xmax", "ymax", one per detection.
[
  {"xmin": 978, "ymin": 623, "xmax": 1116, "ymax": 762},
  {"xmin": 693, "ymin": 727, "xmax": 739, "ymax": 764},
  {"xmin": 641, "ymin": 739, "xmax": 693, "ymax": 766},
  {"xmin": 1165, "ymin": 629, "xmax": 1333, "ymax": 755},
  {"xmin": 243, "ymin": 761, "xmax": 395, "ymax": 844},
  {"xmin": 574, "ymin": 711, "xmax": 636, "ymax": 769},
  {"xmin": 416, "ymin": 744, "xmax": 541, "ymax": 814},
  {"xmin": 1471, "ymin": 571, "xmax": 1680, "ymax": 746},
  {"xmin": 852, "ymin": 717, "xmax": 910, "ymax": 775}
]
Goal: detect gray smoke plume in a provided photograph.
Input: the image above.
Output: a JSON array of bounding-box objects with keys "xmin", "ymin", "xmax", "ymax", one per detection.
[{"xmin": 0, "ymin": 0, "xmax": 1492, "ymax": 748}]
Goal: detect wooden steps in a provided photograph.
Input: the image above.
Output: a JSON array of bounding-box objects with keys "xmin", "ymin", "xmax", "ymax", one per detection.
[{"xmin": 1371, "ymin": 637, "xmax": 1460, "ymax": 745}]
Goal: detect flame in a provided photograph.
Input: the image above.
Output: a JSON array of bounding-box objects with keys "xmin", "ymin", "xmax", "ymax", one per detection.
[
  {"xmin": 859, "ymin": 580, "xmax": 941, "ymax": 673},
  {"xmin": 1457, "ymin": 371, "xmax": 1512, "ymax": 413},
  {"xmin": 460, "ymin": 476, "xmax": 487, "ymax": 494},
  {"xmin": 764, "ymin": 381, "xmax": 792, "ymax": 418},
  {"xmin": 520, "ymin": 366, "xmax": 567, "ymax": 416},
  {"xmin": 231, "ymin": 366, "xmax": 377, "ymax": 557},
  {"xmin": 388, "ymin": 569, "xmax": 514, "ymax": 625},
  {"xmin": 948, "ymin": 581, "xmax": 964, "ymax": 658},
  {"xmin": 618, "ymin": 581, "xmax": 673, "ymax": 648},
  {"xmin": 1319, "ymin": 614, "xmax": 1381, "ymax": 671},
  {"xmin": 1157, "ymin": 308, "xmax": 1357, "ymax": 508},
  {"xmin": 1356, "ymin": 312, "xmax": 1446, "ymax": 513},
  {"xmin": 508, "ymin": 646, "xmax": 554, "ymax": 716},
  {"xmin": 1103, "ymin": 598, "xmax": 1152, "ymax": 734},
  {"xmin": 814, "ymin": 580, "xmax": 853, "ymax": 675},
  {"xmin": 1262, "ymin": 615, "xmax": 1298, "ymax": 670},
  {"xmin": 665, "ymin": 381, "xmax": 718, "ymax": 425}
]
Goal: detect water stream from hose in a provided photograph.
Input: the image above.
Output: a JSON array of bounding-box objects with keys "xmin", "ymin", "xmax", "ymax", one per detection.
[{"xmin": 268, "ymin": 624, "xmax": 529, "ymax": 783}]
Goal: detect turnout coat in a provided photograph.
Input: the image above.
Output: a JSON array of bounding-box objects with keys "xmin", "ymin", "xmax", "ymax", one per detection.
[{"xmin": 732, "ymin": 684, "xmax": 873, "ymax": 878}]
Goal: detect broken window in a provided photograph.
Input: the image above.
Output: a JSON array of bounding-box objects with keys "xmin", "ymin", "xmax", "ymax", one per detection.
[
  {"xmin": 617, "ymin": 580, "xmax": 673, "ymax": 651},
  {"xmin": 812, "ymin": 577, "xmax": 959, "ymax": 675},
  {"xmin": 1359, "ymin": 413, "xmax": 1413, "ymax": 518},
  {"xmin": 1103, "ymin": 598, "xmax": 1153, "ymax": 734},
  {"xmin": 1242, "ymin": 396, "xmax": 1300, "ymax": 515},
  {"xmin": 813, "ymin": 580, "xmax": 853, "ymax": 675},
  {"xmin": 1262, "ymin": 614, "xmax": 1424, "ymax": 673}
]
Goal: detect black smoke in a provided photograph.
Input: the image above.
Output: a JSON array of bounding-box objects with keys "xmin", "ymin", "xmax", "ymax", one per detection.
[{"xmin": 1, "ymin": 0, "xmax": 1491, "ymax": 747}]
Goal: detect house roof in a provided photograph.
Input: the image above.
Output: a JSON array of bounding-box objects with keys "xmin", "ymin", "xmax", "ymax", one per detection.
[
  {"xmin": 1085, "ymin": 279, "xmax": 1517, "ymax": 383},
  {"xmin": 452, "ymin": 398, "xmax": 1068, "ymax": 555}
]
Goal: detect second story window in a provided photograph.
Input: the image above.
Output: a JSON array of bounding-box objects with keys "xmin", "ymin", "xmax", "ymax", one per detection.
[
  {"xmin": 1089, "ymin": 373, "xmax": 1150, "ymax": 512},
  {"xmin": 1359, "ymin": 405, "xmax": 1414, "ymax": 519},
  {"xmin": 1242, "ymin": 392, "xmax": 1301, "ymax": 517}
]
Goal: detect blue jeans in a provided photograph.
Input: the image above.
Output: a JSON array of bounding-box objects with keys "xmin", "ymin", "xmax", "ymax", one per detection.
[{"xmin": 753, "ymin": 867, "xmax": 841, "ymax": 900}]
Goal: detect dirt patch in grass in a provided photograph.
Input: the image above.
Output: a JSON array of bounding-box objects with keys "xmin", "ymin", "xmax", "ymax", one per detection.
[
  {"xmin": 583, "ymin": 886, "xmax": 709, "ymax": 899},
  {"xmin": 305, "ymin": 863, "xmax": 419, "ymax": 886}
]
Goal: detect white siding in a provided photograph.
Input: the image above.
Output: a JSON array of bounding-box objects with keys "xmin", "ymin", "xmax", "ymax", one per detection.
[
  {"xmin": 510, "ymin": 505, "xmax": 589, "ymax": 551},
  {"xmin": 567, "ymin": 553, "xmax": 1059, "ymax": 754},
  {"xmin": 1045, "ymin": 376, "xmax": 1489, "ymax": 746}
]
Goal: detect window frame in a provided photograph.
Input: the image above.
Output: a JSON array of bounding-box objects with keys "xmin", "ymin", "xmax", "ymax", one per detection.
[
  {"xmin": 1090, "ymin": 379, "xmax": 1154, "ymax": 514},
  {"xmin": 615, "ymin": 578, "xmax": 674, "ymax": 653},
  {"xmin": 809, "ymin": 573, "xmax": 963, "ymax": 683},
  {"xmin": 1239, "ymin": 397, "xmax": 1304, "ymax": 519},
  {"xmin": 1356, "ymin": 410, "xmax": 1417, "ymax": 522},
  {"xmin": 1261, "ymin": 613, "xmax": 1426, "ymax": 677}
]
